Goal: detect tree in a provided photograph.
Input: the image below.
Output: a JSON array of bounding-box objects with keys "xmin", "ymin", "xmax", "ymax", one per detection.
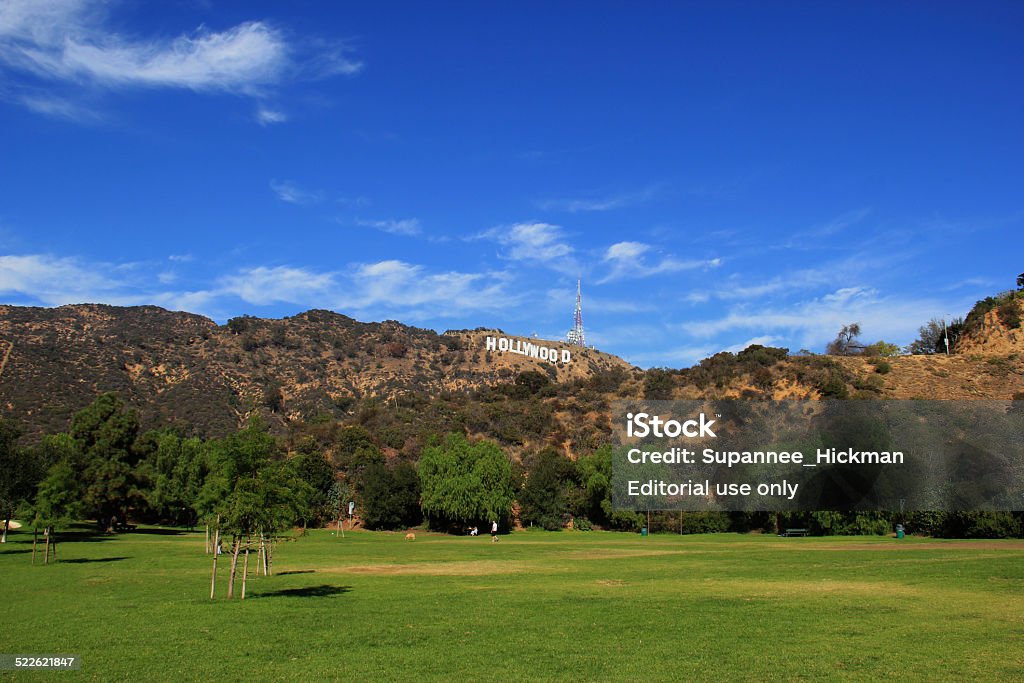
[
  {"xmin": 25, "ymin": 461, "xmax": 83, "ymax": 563},
  {"xmin": 643, "ymin": 368, "xmax": 675, "ymax": 400},
  {"xmin": 1017, "ymin": 272, "xmax": 1024, "ymax": 290},
  {"xmin": 0, "ymin": 421, "xmax": 45, "ymax": 543},
  {"xmin": 290, "ymin": 440, "xmax": 336, "ymax": 525},
  {"xmin": 575, "ymin": 445, "xmax": 643, "ymax": 531},
  {"xmin": 906, "ymin": 318, "xmax": 963, "ymax": 355},
  {"xmin": 198, "ymin": 419, "xmax": 313, "ymax": 597},
  {"xmin": 519, "ymin": 448, "xmax": 576, "ymax": 530},
  {"xmin": 862, "ymin": 341, "xmax": 900, "ymax": 357},
  {"xmin": 419, "ymin": 433, "xmax": 513, "ymax": 529},
  {"xmin": 826, "ymin": 323, "xmax": 862, "ymax": 355},
  {"xmin": 359, "ymin": 461, "xmax": 421, "ymax": 530},
  {"xmin": 69, "ymin": 393, "xmax": 143, "ymax": 526}
]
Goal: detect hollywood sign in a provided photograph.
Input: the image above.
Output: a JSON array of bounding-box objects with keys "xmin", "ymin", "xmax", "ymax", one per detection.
[{"xmin": 485, "ymin": 336, "xmax": 571, "ymax": 364}]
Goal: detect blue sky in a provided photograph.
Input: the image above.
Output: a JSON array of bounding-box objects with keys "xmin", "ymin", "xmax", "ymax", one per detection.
[{"xmin": 1, "ymin": 1, "xmax": 1021, "ymax": 368}]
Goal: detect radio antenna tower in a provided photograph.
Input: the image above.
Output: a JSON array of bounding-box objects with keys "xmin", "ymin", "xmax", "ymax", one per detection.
[{"xmin": 567, "ymin": 278, "xmax": 585, "ymax": 347}]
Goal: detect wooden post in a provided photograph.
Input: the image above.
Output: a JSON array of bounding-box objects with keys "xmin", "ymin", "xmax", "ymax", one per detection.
[
  {"xmin": 241, "ymin": 546, "xmax": 250, "ymax": 600},
  {"xmin": 261, "ymin": 533, "xmax": 269, "ymax": 576},
  {"xmin": 205, "ymin": 524, "xmax": 210, "ymax": 554},
  {"xmin": 43, "ymin": 527, "xmax": 50, "ymax": 565},
  {"xmin": 210, "ymin": 525, "xmax": 220, "ymax": 600},
  {"xmin": 227, "ymin": 536, "xmax": 240, "ymax": 599}
]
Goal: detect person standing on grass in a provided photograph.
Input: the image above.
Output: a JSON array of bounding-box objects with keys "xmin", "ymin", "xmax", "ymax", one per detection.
[{"xmin": 490, "ymin": 520, "xmax": 498, "ymax": 542}]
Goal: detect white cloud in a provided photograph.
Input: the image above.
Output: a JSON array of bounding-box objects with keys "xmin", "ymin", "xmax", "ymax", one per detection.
[
  {"xmin": 681, "ymin": 286, "xmax": 977, "ymax": 353},
  {"xmin": 0, "ymin": 248, "xmax": 515, "ymax": 323},
  {"xmin": 0, "ymin": 253, "xmax": 123, "ymax": 305},
  {"xmin": 599, "ymin": 240, "xmax": 720, "ymax": 284},
  {"xmin": 537, "ymin": 185, "xmax": 662, "ymax": 213},
  {"xmin": 256, "ymin": 107, "xmax": 287, "ymax": 125},
  {"xmin": 800, "ymin": 208, "xmax": 872, "ymax": 240},
  {"xmin": 270, "ymin": 179, "xmax": 322, "ymax": 205},
  {"xmin": 604, "ymin": 241, "xmax": 649, "ymax": 261},
  {"xmin": 356, "ymin": 218, "xmax": 422, "ymax": 236},
  {"xmin": 0, "ymin": 0, "xmax": 361, "ymax": 118},
  {"xmin": 338, "ymin": 260, "xmax": 512, "ymax": 319},
  {"xmin": 17, "ymin": 93, "xmax": 102, "ymax": 122},
  {"xmin": 218, "ymin": 266, "xmax": 336, "ymax": 306},
  {"xmin": 479, "ymin": 222, "xmax": 574, "ymax": 267}
]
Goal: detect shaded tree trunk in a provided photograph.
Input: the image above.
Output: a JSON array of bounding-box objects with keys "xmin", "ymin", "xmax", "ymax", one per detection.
[
  {"xmin": 205, "ymin": 524, "xmax": 210, "ymax": 554},
  {"xmin": 32, "ymin": 527, "xmax": 37, "ymax": 564},
  {"xmin": 1, "ymin": 517, "xmax": 9, "ymax": 543}
]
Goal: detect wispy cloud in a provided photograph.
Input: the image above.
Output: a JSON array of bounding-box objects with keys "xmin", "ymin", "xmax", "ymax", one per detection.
[
  {"xmin": 270, "ymin": 179, "xmax": 323, "ymax": 205},
  {"xmin": 537, "ymin": 185, "xmax": 662, "ymax": 213},
  {"xmin": 256, "ymin": 107, "xmax": 287, "ymax": 125},
  {"xmin": 219, "ymin": 266, "xmax": 336, "ymax": 306},
  {"xmin": 780, "ymin": 208, "xmax": 872, "ymax": 249},
  {"xmin": 598, "ymin": 240, "xmax": 721, "ymax": 284},
  {"xmin": 0, "ymin": 251, "xmax": 513, "ymax": 323},
  {"xmin": 17, "ymin": 93, "xmax": 103, "ymax": 123},
  {"xmin": 478, "ymin": 222, "xmax": 576, "ymax": 270},
  {"xmin": 0, "ymin": 0, "xmax": 361, "ymax": 119},
  {"xmin": 681, "ymin": 286, "xmax": 976, "ymax": 353},
  {"xmin": 0, "ymin": 253, "xmax": 128, "ymax": 306},
  {"xmin": 355, "ymin": 218, "xmax": 422, "ymax": 236}
]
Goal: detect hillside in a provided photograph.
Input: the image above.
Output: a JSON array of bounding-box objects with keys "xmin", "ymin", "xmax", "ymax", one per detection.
[
  {"xmin": 0, "ymin": 301, "xmax": 1022, "ymax": 453},
  {"xmin": 956, "ymin": 294, "xmax": 1024, "ymax": 356},
  {"xmin": 0, "ymin": 304, "xmax": 637, "ymax": 438}
]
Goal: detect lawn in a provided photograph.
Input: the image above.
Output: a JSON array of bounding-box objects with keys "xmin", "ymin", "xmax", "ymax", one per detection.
[{"xmin": 2, "ymin": 526, "xmax": 1023, "ymax": 681}]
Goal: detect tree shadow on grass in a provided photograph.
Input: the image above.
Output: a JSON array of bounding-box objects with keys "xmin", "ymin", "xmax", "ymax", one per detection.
[
  {"xmin": 251, "ymin": 584, "xmax": 352, "ymax": 599},
  {"xmin": 60, "ymin": 556, "xmax": 130, "ymax": 564},
  {"xmin": 276, "ymin": 570, "xmax": 316, "ymax": 576},
  {"xmin": 0, "ymin": 548, "xmax": 32, "ymax": 554},
  {"xmin": 50, "ymin": 530, "xmax": 117, "ymax": 543},
  {"xmin": 127, "ymin": 528, "xmax": 188, "ymax": 536}
]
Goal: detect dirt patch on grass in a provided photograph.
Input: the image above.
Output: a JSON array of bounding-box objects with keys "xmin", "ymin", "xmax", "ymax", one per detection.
[
  {"xmin": 700, "ymin": 578, "xmax": 926, "ymax": 599},
  {"xmin": 595, "ymin": 579, "xmax": 626, "ymax": 587},
  {"xmin": 565, "ymin": 549, "xmax": 697, "ymax": 560},
  {"xmin": 812, "ymin": 541, "xmax": 1024, "ymax": 552},
  {"xmin": 322, "ymin": 560, "xmax": 526, "ymax": 576}
]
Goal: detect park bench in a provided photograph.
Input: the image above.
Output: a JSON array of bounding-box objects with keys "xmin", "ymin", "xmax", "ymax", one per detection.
[
  {"xmin": 113, "ymin": 522, "xmax": 137, "ymax": 533},
  {"xmin": 781, "ymin": 528, "xmax": 809, "ymax": 537}
]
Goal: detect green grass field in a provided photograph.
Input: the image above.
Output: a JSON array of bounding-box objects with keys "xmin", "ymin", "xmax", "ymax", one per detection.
[{"xmin": 3, "ymin": 526, "xmax": 1023, "ymax": 681}]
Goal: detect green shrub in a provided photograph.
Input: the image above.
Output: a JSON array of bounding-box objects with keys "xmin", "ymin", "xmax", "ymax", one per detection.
[
  {"xmin": 996, "ymin": 298, "xmax": 1021, "ymax": 329},
  {"xmin": 572, "ymin": 517, "xmax": 593, "ymax": 531}
]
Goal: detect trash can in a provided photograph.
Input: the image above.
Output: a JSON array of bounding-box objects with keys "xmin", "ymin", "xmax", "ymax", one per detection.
[
  {"xmin": 896, "ymin": 524, "xmax": 905, "ymax": 539},
  {"xmin": 641, "ymin": 527, "xmax": 648, "ymax": 537}
]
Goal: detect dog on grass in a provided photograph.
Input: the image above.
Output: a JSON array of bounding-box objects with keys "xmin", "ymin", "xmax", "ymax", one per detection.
[{"xmin": 405, "ymin": 532, "xmax": 416, "ymax": 541}]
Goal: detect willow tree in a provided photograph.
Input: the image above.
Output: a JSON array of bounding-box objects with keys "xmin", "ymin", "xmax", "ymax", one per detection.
[{"xmin": 418, "ymin": 433, "xmax": 514, "ymax": 530}]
